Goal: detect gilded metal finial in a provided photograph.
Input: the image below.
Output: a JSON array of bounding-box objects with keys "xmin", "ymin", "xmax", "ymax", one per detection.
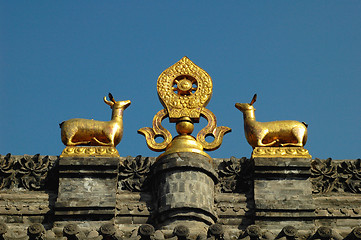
[
  {"xmin": 138, "ymin": 57, "xmax": 231, "ymax": 160},
  {"xmin": 235, "ymin": 94, "xmax": 311, "ymax": 158},
  {"xmin": 59, "ymin": 93, "xmax": 131, "ymax": 157}
]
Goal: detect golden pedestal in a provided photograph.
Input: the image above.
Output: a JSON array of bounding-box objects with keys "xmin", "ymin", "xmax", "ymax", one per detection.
[
  {"xmin": 60, "ymin": 146, "xmax": 120, "ymax": 158},
  {"xmin": 251, "ymin": 147, "xmax": 312, "ymax": 159}
]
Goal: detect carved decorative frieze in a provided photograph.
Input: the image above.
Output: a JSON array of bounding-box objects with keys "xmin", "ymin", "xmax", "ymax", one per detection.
[
  {"xmin": 0, "ymin": 154, "xmax": 57, "ymax": 191},
  {"xmin": 315, "ymin": 207, "xmax": 361, "ymax": 217},
  {"xmin": 339, "ymin": 159, "xmax": 361, "ymax": 193},
  {"xmin": 311, "ymin": 158, "xmax": 338, "ymax": 194},
  {"xmin": 118, "ymin": 155, "xmax": 152, "ymax": 192},
  {"xmin": 311, "ymin": 158, "xmax": 361, "ymax": 194},
  {"xmin": 216, "ymin": 203, "xmax": 247, "ymax": 215},
  {"xmin": 116, "ymin": 202, "xmax": 151, "ymax": 214},
  {"xmin": 18, "ymin": 154, "xmax": 50, "ymax": 190},
  {"xmin": 217, "ymin": 157, "xmax": 253, "ymax": 193},
  {"xmin": 0, "ymin": 153, "xmax": 16, "ymax": 189},
  {"xmin": 0, "ymin": 202, "xmax": 50, "ymax": 215}
]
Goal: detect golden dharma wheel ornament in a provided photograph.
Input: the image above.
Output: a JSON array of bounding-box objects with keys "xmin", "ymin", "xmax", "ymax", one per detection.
[
  {"xmin": 157, "ymin": 56, "xmax": 212, "ymax": 121},
  {"xmin": 139, "ymin": 57, "xmax": 231, "ymax": 161}
]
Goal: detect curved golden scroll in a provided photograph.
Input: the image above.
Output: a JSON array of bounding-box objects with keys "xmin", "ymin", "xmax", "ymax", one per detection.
[
  {"xmin": 196, "ymin": 109, "xmax": 232, "ymax": 151},
  {"xmin": 138, "ymin": 109, "xmax": 172, "ymax": 152}
]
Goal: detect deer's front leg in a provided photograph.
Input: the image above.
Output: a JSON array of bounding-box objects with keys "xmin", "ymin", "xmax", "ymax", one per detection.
[
  {"xmin": 92, "ymin": 137, "xmax": 113, "ymax": 146},
  {"xmin": 257, "ymin": 138, "xmax": 278, "ymax": 147}
]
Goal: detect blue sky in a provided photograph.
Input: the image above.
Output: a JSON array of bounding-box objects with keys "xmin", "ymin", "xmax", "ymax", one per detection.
[{"xmin": 1, "ymin": 1, "xmax": 360, "ymax": 159}]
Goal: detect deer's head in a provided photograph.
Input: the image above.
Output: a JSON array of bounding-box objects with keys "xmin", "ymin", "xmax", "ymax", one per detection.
[
  {"xmin": 235, "ymin": 94, "xmax": 257, "ymax": 113},
  {"xmin": 104, "ymin": 93, "xmax": 131, "ymax": 110}
]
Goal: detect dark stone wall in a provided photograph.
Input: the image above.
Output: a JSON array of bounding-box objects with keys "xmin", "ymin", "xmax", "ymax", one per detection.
[{"xmin": 0, "ymin": 153, "xmax": 360, "ymax": 239}]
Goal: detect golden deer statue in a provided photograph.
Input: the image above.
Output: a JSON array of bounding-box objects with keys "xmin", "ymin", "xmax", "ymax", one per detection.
[
  {"xmin": 235, "ymin": 94, "xmax": 308, "ymax": 148},
  {"xmin": 60, "ymin": 93, "xmax": 131, "ymax": 147}
]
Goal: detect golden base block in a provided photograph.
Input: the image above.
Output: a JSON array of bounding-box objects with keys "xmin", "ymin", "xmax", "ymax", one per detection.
[
  {"xmin": 60, "ymin": 146, "xmax": 120, "ymax": 158},
  {"xmin": 252, "ymin": 147, "xmax": 312, "ymax": 159}
]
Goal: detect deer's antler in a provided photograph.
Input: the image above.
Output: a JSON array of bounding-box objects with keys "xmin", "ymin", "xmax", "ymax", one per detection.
[
  {"xmin": 108, "ymin": 93, "xmax": 116, "ymax": 103},
  {"xmin": 104, "ymin": 94, "xmax": 114, "ymax": 107},
  {"xmin": 250, "ymin": 94, "xmax": 257, "ymax": 105}
]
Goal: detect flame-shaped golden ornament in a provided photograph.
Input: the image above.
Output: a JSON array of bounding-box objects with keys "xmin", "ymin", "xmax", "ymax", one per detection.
[{"xmin": 138, "ymin": 57, "xmax": 231, "ymax": 161}]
